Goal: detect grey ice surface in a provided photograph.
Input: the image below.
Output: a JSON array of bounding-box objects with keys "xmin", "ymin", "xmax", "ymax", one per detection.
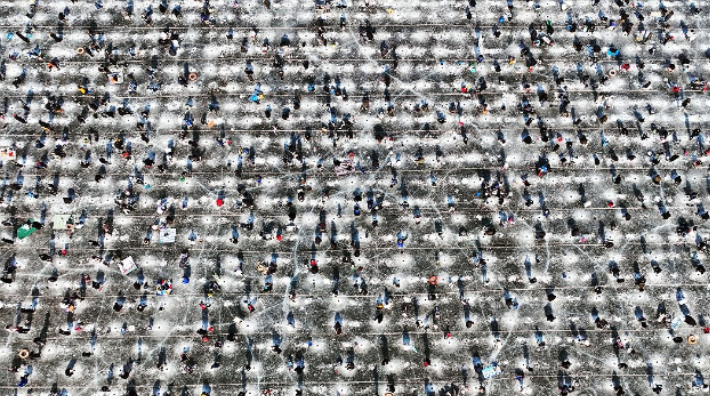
[{"xmin": 1, "ymin": 0, "xmax": 710, "ymax": 395}]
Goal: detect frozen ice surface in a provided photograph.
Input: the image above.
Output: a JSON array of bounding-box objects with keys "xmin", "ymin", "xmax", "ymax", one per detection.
[{"xmin": 1, "ymin": 0, "xmax": 710, "ymax": 395}]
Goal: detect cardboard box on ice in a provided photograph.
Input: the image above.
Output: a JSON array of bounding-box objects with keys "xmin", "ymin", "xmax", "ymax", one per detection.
[
  {"xmin": 0, "ymin": 148, "xmax": 16, "ymax": 161},
  {"xmin": 109, "ymin": 73, "xmax": 123, "ymax": 84},
  {"xmin": 482, "ymin": 364, "xmax": 501, "ymax": 379},
  {"xmin": 159, "ymin": 228, "xmax": 176, "ymax": 243},
  {"xmin": 334, "ymin": 159, "xmax": 356, "ymax": 176},
  {"xmin": 118, "ymin": 256, "xmax": 137, "ymax": 275},
  {"xmin": 52, "ymin": 215, "xmax": 72, "ymax": 231}
]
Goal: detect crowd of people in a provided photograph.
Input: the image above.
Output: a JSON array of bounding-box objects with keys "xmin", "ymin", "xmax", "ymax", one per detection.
[{"xmin": 0, "ymin": 0, "xmax": 709, "ymax": 395}]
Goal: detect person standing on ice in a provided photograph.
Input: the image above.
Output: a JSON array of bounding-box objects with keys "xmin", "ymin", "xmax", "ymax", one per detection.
[
  {"xmin": 515, "ymin": 372, "xmax": 525, "ymax": 391},
  {"xmin": 396, "ymin": 230, "xmax": 408, "ymax": 250},
  {"xmin": 534, "ymin": 327, "xmax": 545, "ymax": 347},
  {"xmin": 230, "ymin": 224, "xmax": 239, "ymax": 244},
  {"xmin": 249, "ymin": 83, "xmax": 263, "ymax": 104}
]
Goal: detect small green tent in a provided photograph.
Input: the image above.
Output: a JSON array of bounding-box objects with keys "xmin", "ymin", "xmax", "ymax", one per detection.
[{"xmin": 17, "ymin": 219, "xmax": 37, "ymax": 240}]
